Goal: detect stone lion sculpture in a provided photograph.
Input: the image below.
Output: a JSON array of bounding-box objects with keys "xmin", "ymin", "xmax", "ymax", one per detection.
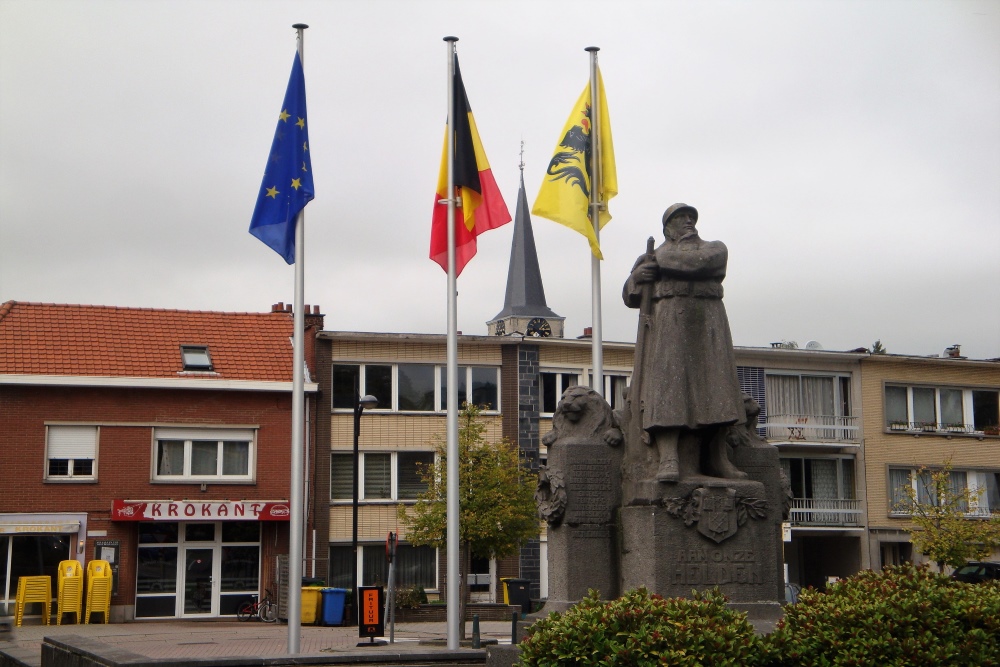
[{"xmin": 541, "ymin": 385, "xmax": 623, "ymax": 448}]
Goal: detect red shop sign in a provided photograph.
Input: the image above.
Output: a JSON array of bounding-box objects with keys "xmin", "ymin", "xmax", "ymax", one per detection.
[{"xmin": 112, "ymin": 500, "xmax": 290, "ymax": 521}]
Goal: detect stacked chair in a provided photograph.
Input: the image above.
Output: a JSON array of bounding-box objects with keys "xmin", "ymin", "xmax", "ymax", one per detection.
[
  {"xmin": 84, "ymin": 559, "xmax": 113, "ymax": 624},
  {"xmin": 56, "ymin": 560, "xmax": 84, "ymax": 625},
  {"xmin": 14, "ymin": 575, "xmax": 52, "ymax": 627}
]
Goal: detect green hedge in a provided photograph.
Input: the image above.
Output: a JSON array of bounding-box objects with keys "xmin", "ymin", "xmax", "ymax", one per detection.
[
  {"xmin": 517, "ymin": 566, "xmax": 1000, "ymax": 666},
  {"xmin": 762, "ymin": 565, "xmax": 1000, "ymax": 666},
  {"xmin": 518, "ymin": 587, "xmax": 762, "ymax": 666}
]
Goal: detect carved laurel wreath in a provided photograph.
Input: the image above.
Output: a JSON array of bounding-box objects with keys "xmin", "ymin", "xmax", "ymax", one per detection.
[{"xmin": 663, "ymin": 491, "xmax": 768, "ymax": 527}]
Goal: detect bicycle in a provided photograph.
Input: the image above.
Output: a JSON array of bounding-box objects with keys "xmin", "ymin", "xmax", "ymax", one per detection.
[{"xmin": 236, "ymin": 588, "xmax": 277, "ymax": 622}]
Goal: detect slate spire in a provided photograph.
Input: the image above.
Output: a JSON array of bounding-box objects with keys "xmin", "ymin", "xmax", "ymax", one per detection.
[{"xmin": 491, "ymin": 171, "xmax": 561, "ymax": 323}]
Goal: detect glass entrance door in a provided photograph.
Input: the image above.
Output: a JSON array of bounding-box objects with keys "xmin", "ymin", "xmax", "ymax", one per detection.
[
  {"xmin": 182, "ymin": 547, "xmax": 214, "ymax": 616},
  {"xmin": 136, "ymin": 521, "xmax": 261, "ymax": 619}
]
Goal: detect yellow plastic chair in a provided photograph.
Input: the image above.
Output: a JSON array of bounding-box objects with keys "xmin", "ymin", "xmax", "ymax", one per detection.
[
  {"xmin": 84, "ymin": 560, "xmax": 113, "ymax": 624},
  {"xmin": 14, "ymin": 575, "xmax": 52, "ymax": 627},
  {"xmin": 56, "ymin": 560, "xmax": 84, "ymax": 625}
]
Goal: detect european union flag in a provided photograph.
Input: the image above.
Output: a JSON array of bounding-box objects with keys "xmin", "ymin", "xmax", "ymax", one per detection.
[{"xmin": 249, "ymin": 52, "xmax": 314, "ymax": 264}]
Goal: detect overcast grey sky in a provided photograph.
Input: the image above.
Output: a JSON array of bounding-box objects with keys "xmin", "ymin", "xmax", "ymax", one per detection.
[{"xmin": 2, "ymin": 0, "xmax": 998, "ymax": 359}]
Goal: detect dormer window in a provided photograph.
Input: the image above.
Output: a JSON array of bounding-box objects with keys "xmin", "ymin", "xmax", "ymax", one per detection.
[{"xmin": 181, "ymin": 345, "xmax": 213, "ymax": 371}]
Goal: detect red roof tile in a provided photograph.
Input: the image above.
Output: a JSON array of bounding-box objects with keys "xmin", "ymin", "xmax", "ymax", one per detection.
[{"xmin": 0, "ymin": 301, "xmax": 297, "ymax": 382}]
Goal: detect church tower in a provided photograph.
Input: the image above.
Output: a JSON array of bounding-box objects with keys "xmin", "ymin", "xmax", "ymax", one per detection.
[{"xmin": 486, "ymin": 161, "xmax": 564, "ymax": 339}]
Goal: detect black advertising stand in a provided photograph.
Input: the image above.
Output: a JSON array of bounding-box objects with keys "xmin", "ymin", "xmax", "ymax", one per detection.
[{"xmin": 357, "ymin": 586, "xmax": 386, "ymax": 646}]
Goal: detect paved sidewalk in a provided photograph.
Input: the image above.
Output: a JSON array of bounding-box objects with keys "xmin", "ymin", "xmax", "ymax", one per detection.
[{"xmin": 0, "ymin": 618, "xmax": 515, "ymax": 665}]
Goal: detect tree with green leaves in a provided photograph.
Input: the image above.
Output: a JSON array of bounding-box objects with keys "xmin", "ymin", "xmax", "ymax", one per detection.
[
  {"xmin": 896, "ymin": 461, "xmax": 1000, "ymax": 571},
  {"xmin": 398, "ymin": 403, "xmax": 538, "ymax": 635}
]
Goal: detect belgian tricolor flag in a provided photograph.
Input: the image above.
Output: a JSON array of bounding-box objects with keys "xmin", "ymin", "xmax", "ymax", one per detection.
[{"xmin": 430, "ymin": 55, "xmax": 510, "ymax": 276}]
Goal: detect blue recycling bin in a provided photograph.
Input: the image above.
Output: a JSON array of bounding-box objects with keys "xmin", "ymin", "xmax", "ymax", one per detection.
[{"xmin": 320, "ymin": 587, "xmax": 347, "ymax": 626}]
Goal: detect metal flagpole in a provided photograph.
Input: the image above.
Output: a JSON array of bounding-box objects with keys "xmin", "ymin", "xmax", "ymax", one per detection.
[
  {"xmin": 442, "ymin": 35, "xmax": 461, "ymax": 651},
  {"xmin": 287, "ymin": 22, "xmax": 308, "ymax": 656},
  {"xmin": 586, "ymin": 46, "xmax": 604, "ymax": 398}
]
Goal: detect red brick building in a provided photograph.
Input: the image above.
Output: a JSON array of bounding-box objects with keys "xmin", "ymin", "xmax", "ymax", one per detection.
[{"xmin": 0, "ymin": 301, "xmax": 323, "ymax": 621}]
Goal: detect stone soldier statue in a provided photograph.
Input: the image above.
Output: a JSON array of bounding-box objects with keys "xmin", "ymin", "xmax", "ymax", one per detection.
[{"xmin": 622, "ymin": 203, "xmax": 746, "ymax": 483}]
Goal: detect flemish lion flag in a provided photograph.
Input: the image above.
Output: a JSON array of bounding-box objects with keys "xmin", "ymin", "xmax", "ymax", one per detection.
[
  {"xmin": 430, "ymin": 56, "xmax": 511, "ymax": 275},
  {"xmin": 533, "ymin": 67, "xmax": 616, "ymax": 259}
]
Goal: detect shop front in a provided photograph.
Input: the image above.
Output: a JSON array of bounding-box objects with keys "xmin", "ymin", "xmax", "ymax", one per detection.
[
  {"xmin": 0, "ymin": 513, "xmax": 88, "ymax": 616},
  {"xmin": 112, "ymin": 500, "xmax": 288, "ymax": 619}
]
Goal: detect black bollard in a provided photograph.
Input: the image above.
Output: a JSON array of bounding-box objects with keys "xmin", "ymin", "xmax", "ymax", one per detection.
[
  {"xmin": 472, "ymin": 613, "xmax": 481, "ymax": 648},
  {"xmin": 511, "ymin": 609, "xmax": 519, "ymax": 645}
]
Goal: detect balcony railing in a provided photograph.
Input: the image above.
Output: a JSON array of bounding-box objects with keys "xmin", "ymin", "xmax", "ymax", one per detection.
[
  {"xmin": 885, "ymin": 422, "xmax": 1000, "ymax": 436},
  {"xmin": 789, "ymin": 498, "xmax": 862, "ymax": 526},
  {"xmin": 765, "ymin": 414, "xmax": 859, "ymax": 443}
]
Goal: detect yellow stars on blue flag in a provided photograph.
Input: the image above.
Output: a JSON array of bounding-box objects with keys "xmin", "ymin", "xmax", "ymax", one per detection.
[{"xmin": 249, "ymin": 52, "xmax": 314, "ymax": 264}]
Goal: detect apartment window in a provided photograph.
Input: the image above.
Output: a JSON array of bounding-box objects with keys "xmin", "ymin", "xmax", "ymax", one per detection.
[
  {"xmin": 331, "ymin": 451, "xmax": 434, "ymax": 501},
  {"xmin": 364, "ymin": 453, "xmax": 392, "ymax": 499},
  {"xmin": 884, "ymin": 385, "xmax": 1000, "ymax": 432},
  {"xmin": 46, "ymin": 425, "xmax": 97, "ymax": 480},
  {"xmin": 180, "ymin": 345, "xmax": 212, "ymax": 371},
  {"xmin": 333, "ymin": 362, "xmax": 500, "ymax": 413},
  {"xmin": 541, "ymin": 371, "xmax": 580, "ymax": 414},
  {"xmin": 329, "ymin": 544, "xmax": 436, "ymax": 590},
  {"xmin": 766, "ymin": 373, "xmax": 849, "ymax": 419},
  {"xmin": 398, "ymin": 364, "xmax": 435, "ymax": 411},
  {"xmin": 780, "ymin": 457, "xmax": 855, "ymax": 500},
  {"xmin": 889, "ymin": 467, "xmax": 1000, "ymax": 516},
  {"xmin": 398, "ymin": 452, "xmax": 434, "ymax": 499},
  {"xmin": 331, "ymin": 365, "xmax": 360, "ymax": 410},
  {"xmin": 364, "ymin": 544, "xmax": 436, "ymax": 588},
  {"xmin": 602, "ymin": 374, "xmax": 630, "ymax": 410},
  {"xmin": 973, "ymin": 390, "xmax": 1000, "ymax": 432},
  {"xmin": 440, "ymin": 366, "xmax": 500, "ymax": 411},
  {"xmin": 330, "ymin": 453, "xmax": 353, "ymax": 500},
  {"xmin": 153, "ymin": 428, "xmax": 253, "ymax": 481}
]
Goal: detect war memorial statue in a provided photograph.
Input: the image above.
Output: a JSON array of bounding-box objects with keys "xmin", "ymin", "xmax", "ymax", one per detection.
[{"xmin": 537, "ymin": 203, "xmax": 784, "ymax": 617}]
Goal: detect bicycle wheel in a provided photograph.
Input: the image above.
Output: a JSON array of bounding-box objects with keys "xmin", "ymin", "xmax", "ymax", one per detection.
[
  {"xmin": 236, "ymin": 600, "xmax": 256, "ymax": 621},
  {"xmin": 259, "ymin": 600, "xmax": 277, "ymax": 623}
]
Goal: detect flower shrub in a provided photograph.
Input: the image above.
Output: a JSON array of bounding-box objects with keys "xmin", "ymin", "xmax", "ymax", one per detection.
[
  {"xmin": 517, "ymin": 587, "xmax": 762, "ymax": 666},
  {"xmin": 394, "ymin": 585, "xmax": 428, "ymax": 609},
  {"xmin": 761, "ymin": 565, "xmax": 1000, "ymax": 666}
]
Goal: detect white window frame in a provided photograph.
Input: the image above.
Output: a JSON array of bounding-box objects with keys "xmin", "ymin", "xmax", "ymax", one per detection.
[
  {"xmin": 888, "ymin": 466, "xmax": 997, "ymax": 517},
  {"xmin": 331, "ymin": 451, "xmax": 436, "ymax": 502},
  {"xmin": 45, "ymin": 425, "xmax": 98, "ymax": 481},
  {"xmin": 180, "ymin": 345, "xmax": 213, "ymax": 371},
  {"xmin": 884, "ymin": 384, "xmax": 998, "ymax": 433},
  {"xmin": 329, "ymin": 543, "xmax": 439, "ymax": 592},
  {"xmin": 602, "ymin": 373, "xmax": 631, "ymax": 411},
  {"xmin": 765, "ymin": 372, "xmax": 852, "ymax": 417},
  {"xmin": 540, "ymin": 369, "xmax": 583, "ymax": 415},
  {"xmin": 152, "ymin": 428, "xmax": 256, "ymax": 483},
  {"xmin": 331, "ymin": 362, "xmax": 501, "ymax": 414}
]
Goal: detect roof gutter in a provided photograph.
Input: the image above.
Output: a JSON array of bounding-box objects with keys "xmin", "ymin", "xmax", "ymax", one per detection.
[{"xmin": 0, "ymin": 374, "xmax": 318, "ymax": 392}]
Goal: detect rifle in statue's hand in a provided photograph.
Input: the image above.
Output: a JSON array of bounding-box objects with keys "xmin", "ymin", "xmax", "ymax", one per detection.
[{"xmin": 627, "ymin": 236, "xmax": 656, "ymax": 446}]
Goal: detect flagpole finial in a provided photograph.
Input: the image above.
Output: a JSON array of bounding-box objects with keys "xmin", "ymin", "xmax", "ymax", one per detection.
[
  {"xmin": 292, "ymin": 23, "xmax": 309, "ymax": 30},
  {"xmin": 585, "ymin": 46, "xmax": 600, "ymax": 52},
  {"xmin": 444, "ymin": 36, "xmax": 458, "ymax": 42}
]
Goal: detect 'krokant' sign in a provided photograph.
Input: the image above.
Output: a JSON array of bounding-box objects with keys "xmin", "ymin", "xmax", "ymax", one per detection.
[{"xmin": 111, "ymin": 500, "xmax": 290, "ymax": 521}]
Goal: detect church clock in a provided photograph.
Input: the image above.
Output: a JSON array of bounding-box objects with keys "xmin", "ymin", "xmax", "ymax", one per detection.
[{"xmin": 525, "ymin": 317, "xmax": 552, "ymax": 338}]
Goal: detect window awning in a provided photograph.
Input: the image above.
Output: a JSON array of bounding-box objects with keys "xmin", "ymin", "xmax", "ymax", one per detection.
[{"xmin": 0, "ymin": 522, "xmax": 81, "ymax": 534}]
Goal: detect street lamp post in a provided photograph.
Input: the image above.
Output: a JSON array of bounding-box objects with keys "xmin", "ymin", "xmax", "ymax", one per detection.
[{"xmin": 352, "ymin": 393, "xmax": 378, "ymax": 623}]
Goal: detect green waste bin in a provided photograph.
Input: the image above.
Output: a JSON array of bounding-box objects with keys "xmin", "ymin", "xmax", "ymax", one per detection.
[
  {"xmin": 503, "ymin": 578, "xmax": 531, "ymax": 614},
  {"xmin": 320, "ymin": 588, "xmax": 347, "ymax": 626},
  {"xmin": 301, "ymin": 586, "xmax": 324, "ymax": 624}
]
